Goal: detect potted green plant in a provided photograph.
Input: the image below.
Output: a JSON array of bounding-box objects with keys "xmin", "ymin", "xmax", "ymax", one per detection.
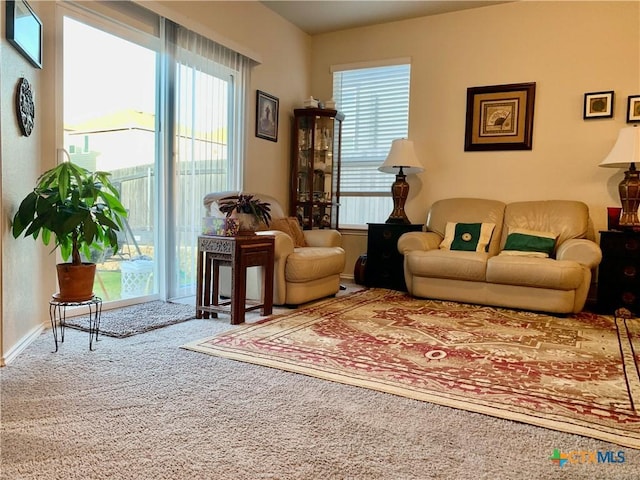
[
  {"xmin": 217, "ymin": 194, "xmax": 271, "ymax": 234},
  {"xmin": 12, "ymin": 154, "xmax": 128, "ymax": 301}
]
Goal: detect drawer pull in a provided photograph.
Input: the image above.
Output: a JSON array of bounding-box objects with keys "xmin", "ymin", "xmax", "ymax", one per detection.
[
  {"xmin": 622, "ymin": 292, "xmax": 637, "ymax": 304},
  {"xmin": 625, "ymin": 239, "xmax": 639, "ymax": 251},
  {"xmin": 381, "ymin": 252, "xmax": 391, "ymax": 260},
  {"xmin": 623, "ymin": 266, "xmax": 637, "ymax": 278},
  {"xmin": 382, "ymin": 230, "xmax": 393, "ymax": 240}
]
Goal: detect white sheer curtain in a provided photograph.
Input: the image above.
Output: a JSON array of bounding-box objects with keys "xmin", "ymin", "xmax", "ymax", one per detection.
[{"xmin": 166, "ymin": 20, "xmax": 253, "ymax": 298}]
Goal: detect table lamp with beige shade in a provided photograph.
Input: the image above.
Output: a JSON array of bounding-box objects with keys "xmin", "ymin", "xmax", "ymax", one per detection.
[
  {"xmin": 599, "ymin": 125, "xmax": 640, "ymax": 228},
  {"xmin": 378, "ymin": 138, "xmax": 424, "ymax": 224}
]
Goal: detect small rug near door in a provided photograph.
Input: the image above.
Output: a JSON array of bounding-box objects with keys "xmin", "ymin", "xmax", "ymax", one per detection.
[
  {"xmin": 183, "ymin": 288, "xmax": 640, "ymax": 449},
  {"xmin": 67, "ymin": 301, "xmax": 195, "ymax": 338}
]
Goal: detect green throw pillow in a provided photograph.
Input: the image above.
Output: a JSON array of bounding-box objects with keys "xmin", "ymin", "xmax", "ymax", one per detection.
[
  {"xmin": 502, "ymin": 228, "xmax": 557, "ymax": 257},
  {"xmin": 439, "ymin": 222, "xmax": 495, "ymax": 252}
]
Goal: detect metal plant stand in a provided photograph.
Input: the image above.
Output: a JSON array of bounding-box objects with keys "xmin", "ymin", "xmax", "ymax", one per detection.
[{"xmin": 49, "ymin": 295, "xmax": 103, "ymax": 352}]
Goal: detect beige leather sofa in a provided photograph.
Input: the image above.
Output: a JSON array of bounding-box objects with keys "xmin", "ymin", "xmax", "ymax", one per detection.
[
  {"xmin": 397, "ymin": 198, "xmax": 602, "ymax": 314},
  {"xmin": 203, "ymin": 192, "xmax": 346, "ymax": 306}
]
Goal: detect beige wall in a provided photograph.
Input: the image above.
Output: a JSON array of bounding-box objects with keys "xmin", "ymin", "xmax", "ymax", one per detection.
[
  {"xmin": 1, "ymin": 1, "xmax": 57, "ymax": 364},
  {"xmin": 0, "ymin": 0, "xmax": 310, "ymax": 363},
  {"xmin": 311, "ymin": 1, "xmax": 640, "ymax": 265}
]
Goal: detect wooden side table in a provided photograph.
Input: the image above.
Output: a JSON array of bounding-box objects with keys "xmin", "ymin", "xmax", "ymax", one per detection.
[
  {"xmin": 196, "ymin": 234, "xmax": 275, "ymax": 325},
  {"xmin": 365, "ymin": 223, "xmax": 423, "ymax": 291}
]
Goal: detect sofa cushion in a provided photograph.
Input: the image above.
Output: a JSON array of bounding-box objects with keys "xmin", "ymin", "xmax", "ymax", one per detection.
[
  {"xmin": 501, "ymin": 200, "xmax": 590, "ymax": 248},
  {"xmin": 501, "ymin": 227, "xmax": 557, "ymax": 258},
  {"xmin": 440, "ymin": 222, "xmax": 495, "ymax": 252},
  {"xmin": 405, "ymin": 250, "xmax": 489, "ymax": 282},
  {"xmin": 285, "ymin": 247, "xmax": 345, "ymax": 283},
  {"xmin": 486, "ymin": 255, "xmax": 584, "ymax": 290}
]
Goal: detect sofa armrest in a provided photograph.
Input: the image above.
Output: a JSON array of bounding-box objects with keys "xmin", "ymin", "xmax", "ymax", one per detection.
[
  {"xmin": 397, "ymin": 231, "xmax": 442, "ymax": 254},
  {"xmin": 303, "ymin": 229, "xmax": 342, "ymax": 248},
  {"xmin": 555, "ymin": 239, "xmax": 602, "ymax": 268}
]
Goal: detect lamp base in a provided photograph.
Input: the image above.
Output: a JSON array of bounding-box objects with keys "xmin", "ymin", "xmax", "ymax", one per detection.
[
  {"xmin": 619, "ymin": 163, "xmax": 640, "ymax": 227},
  {"xmin": 385, "ymin": 169, "xmax": 411, "ymax": 224}
]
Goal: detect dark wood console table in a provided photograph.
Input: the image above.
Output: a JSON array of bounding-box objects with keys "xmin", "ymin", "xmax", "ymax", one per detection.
[{"xmin": 196, "ymin": 234, "xmax": 275, "ymax": 325}]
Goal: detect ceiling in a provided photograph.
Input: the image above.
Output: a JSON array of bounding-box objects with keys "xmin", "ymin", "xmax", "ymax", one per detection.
[{"xmin": 262, "ymin": 1, "xmax": 511, "ymax": 35}]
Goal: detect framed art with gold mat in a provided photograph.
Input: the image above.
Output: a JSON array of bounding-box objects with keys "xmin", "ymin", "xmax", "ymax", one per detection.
[{"xmin": 464, "ymin": 82, "xmax": 536, "ymax": 151}]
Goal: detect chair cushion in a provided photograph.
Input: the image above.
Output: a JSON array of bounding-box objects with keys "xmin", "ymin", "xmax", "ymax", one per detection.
[
  {"xmin": 285, "ymin": 247, "xmax": 345, "ymax": 283},
  {"xmin": 486, "ymin": 255, "xmax": 583, "ymax": 290}
]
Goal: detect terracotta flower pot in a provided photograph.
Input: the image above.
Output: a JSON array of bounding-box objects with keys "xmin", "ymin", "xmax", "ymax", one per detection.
[{"xmin": 55, "ymin": 263, "xmax": 96, "ymax": 302}]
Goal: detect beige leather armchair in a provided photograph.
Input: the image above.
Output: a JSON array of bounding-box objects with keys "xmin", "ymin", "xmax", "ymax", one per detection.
[{"xmin": 203, "ymin": 192, "xmax": 346, "ymax": 306}]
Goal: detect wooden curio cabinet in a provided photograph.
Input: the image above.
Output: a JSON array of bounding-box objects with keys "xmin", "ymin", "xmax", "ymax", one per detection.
[{"xmin": 290, "ymin": 108, "xmax": 344, "ymax": 229}]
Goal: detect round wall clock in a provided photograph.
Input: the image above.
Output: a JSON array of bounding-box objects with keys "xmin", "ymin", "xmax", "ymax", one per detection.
[{"xmin": 16, "ymin": 77, "xmax": 35, "ymax": 137}]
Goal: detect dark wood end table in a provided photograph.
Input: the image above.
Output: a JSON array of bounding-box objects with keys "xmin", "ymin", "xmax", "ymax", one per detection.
[{"xmin": 196, "ymin": 234, "xmax": 275, "ymax": 325}]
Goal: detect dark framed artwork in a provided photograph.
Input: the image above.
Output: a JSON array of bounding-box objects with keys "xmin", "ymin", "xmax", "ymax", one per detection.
[
  {"xmin": 464, "ymin": 82, "xmax": 536, "ymax": 151},
  {"xmin": 627, "ymin": 95, "xmax": 640, "ymax": 123},
  {"xmin": 5, "ymin": 0, "xmax": 42, "ymax": 69},
  {"xmin": 583, "ymin": 91, "xmax": 614, "ymax": 119},
  {"xmin": 256, "ymin": 90, "xmax": 279, "ymax": 142}
]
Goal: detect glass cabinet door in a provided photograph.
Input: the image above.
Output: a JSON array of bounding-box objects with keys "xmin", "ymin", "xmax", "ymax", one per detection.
[{"xmin": 291, "ymin": 108, "xmax": 343, "ymax": 229}]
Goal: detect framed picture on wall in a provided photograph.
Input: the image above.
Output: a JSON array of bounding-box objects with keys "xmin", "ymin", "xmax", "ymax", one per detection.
[
  {"xmin": 256, "ymin": 90, "xmax": 279, "ymax": 142},
  {"xmin": 583, "ymin": 91, "xmax": 614, "ymax": 119},
  {"xmin": 627, "ymin": 95, "xmax": 640, "ymax": 123},
  {"xmin": 464, "ymin": 82, "xmax": 536, "ymax": 151},
  {"xmin": 5, "ymin": 0, "xmax": 42, "ymax": 69}
]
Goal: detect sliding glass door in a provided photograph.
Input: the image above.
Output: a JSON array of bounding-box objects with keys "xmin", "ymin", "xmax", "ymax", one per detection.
[
  {"xmin": 62, "ymin": 7, "xmax": 250, "ymax": 305},
  {"xmin": 63, "ymin": 16, "xmax": 159, "ymax": 302}
]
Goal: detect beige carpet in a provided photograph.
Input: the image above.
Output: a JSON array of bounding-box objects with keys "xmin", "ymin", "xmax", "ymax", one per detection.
[
  {"xmin": 3, "ymin": 291, "xmax": 639, "ymax": 479},
  {"xmin": 184, "ymin": 288, "xmax": 640, "ymax": 450}
]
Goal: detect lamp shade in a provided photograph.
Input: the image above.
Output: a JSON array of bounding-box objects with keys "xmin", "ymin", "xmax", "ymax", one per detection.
[
  {"xmin": 599, "ymin": 126, "xmax": 640, "ymax": 168},
  {"xmin": 378, "ymin": 139, "xmax": 424, "ymax": 174}
]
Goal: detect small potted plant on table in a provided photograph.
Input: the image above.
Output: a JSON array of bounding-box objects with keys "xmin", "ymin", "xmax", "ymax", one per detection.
[
  {"xmin": 217, "ymin": 194, "xmax": 272, "ymax": 235},
  {"xmin": 12, "ymin": 152, "xmax": 128, "ymax": 301}
]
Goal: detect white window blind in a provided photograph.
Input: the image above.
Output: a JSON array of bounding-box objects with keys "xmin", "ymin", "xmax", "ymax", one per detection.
[{"xmin": 333, "ymin": 63, "xmax": 411, "ymax": 227}]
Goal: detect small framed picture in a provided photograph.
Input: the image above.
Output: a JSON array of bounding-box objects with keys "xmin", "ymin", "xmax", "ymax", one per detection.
[
  {"xmin": 583, "ymin": 91, "xmax": 614, "ymax": 119},
  {"xmin": 627, "ymin": 95, "xmax": 640, "ymax": 123},
  {"xmin": 256, "ymin": 90, "xmax": 279, "ymax": 142},
  {"xmin": 464, "ymin": 82, "xmax": 536, "ymax": 151}
]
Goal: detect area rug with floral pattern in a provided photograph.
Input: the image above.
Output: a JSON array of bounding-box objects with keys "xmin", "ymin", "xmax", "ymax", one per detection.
[{"xmin": 183, "ymin": 288, "xmax": 640, "ymax": 449}]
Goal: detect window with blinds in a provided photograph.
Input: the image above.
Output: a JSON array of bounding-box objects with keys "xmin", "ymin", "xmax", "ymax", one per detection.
[{"xmin": 333, "ymin": 63, "xmax": 411, "ymax": 228}]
